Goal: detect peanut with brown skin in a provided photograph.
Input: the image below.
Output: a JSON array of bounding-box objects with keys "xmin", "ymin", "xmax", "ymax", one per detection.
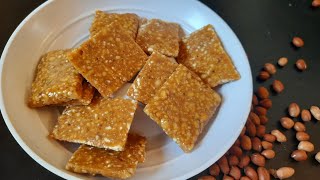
[
  {"xmin": 257, "ymin": 87, "xmax": 269, "ymax": 99},
  {"xmin": 264, "ymin": 63, "xmax": 276, "ymax": 75},
  {"xmin": 310, "ymin": 106, "xmax": 320, "ymax": 120},
  {"xmin": 198, "ymin": 176, "xmax": 216, "ymax": 180},
  {"xmin": 246, "ymin": 120, "xmax": 256, "ymax": 137},
  {"xmin": 256, "ymin": 125, "xmax": 266, "ymax": 138},
  {"xmin": 228, "ymin": 155, "xmax": 239, "ymax": 166},
  {"xmin": 252, "ymin": 94, "xmax": 258, "ymax": 106},
  {"xmin": 301, "ymin": 109, "xmax": 312, "ymax": 122},
  {"xmin": 229, "ymin": 145, "xmax": 243, "ymax": 158},
  {"xmin": 255, "ymin": 106, "xmax": 267, "ymax": 116},
  {"xmin": 244, "ymin": 166, "xmax": 258, "ymax": 180},
  {"xmin": 315, "ymin": 152, "xmax": 320, "ymax": 163},
  {"xmin": 223, "ymin": 175, "xmax": 234, "ymax": 180},
  {"xmin": 262, "ymin": 141, "xmax": 273, "ymax": 150},
  {"xmin": 294, "ymin": 122, "xmax": 306, "ymax": 132},
  {"xmin": 261, "ymin": 149, "xmax": 276, "ymax": 159},
  {"xmin": 271, "ymin": 167, "xmax": 295, "ymax": 179},
  {"xmin": 280, "ymin": 117, "xmax": 294, "ymax": 129},
  {"xmin": 278, "ymin": 57, "xmax": 288, "ymax": 67},
  {"xmin": 240, "ymin": 135, "xmax": 252, "ymax": 151},
  {"xmin": 240, "ymin": 127, "xmax": 246, "ymax": 137},
  {"xmin": 238, "ymin": 155, "xmax": 250, "ymax": 168},
  {"xmin": 209, "ymin": 164, "xmax": 220, "ymax": 176},
  {"xmin": 218, "ymin": 156, "xmax": 230, "ymax": 174},
  {"xmin": 312, "ymin": 0, "xmax": 320, "ymax": 7},
  {"xmin": 296, "ymin": 131, "xmax": 310, "ymax": 141},
  {"xmin": 263, "ymin": 134, "xmax": 276, "ymax": 143},
  {"xmin": 259, "ymin": 99, "xmax": 272, "ymax": 109},
  {"xmin": 229, "ymin": 166, "xmax": 241, "ymax": 180},
  {"xmin": 257, "ymin": 167, "xmax": 270, "ymax": 180},
  {"xmin": 251, "ymin": 153, "xmax": 265, "ymax": 167},
  {"xmin": 240, "ymin": 176, "xmax": 251, "ymax": 180},
  {"xmin": 258, "ymin": 71, "xmax": 270, "ymax": 81},
  {"xmin": 249, "ymin": 112, "xmax": 261, "ymax": 125},
  {"xmin": 252, "ymin": 137, "xmax": 262, "ymax": 152},
  {"xmin": 259, "ymin": 115, "xmax": 268, "ymax": 125},
  {"xmin": 234, "ymin": 139, "xmax": 240, "ymax": 147},
  {"xmin": 291, "ymin": 150, "xmax": 308, "ymax": 161},
  {"xmin": 296, "ymin": 59, "xmax": 307, "ymax": 71},
  {"xmin": 272, "ymin": 80, "xmax": 284, "ymax": 93},
  {"xmin": 288, "ymin": 103, "xmax": 300, "ymax": 117},
  {"xmin": 292, "ymin": 37, "xmax": 304, "ymax": 47},
  {"xmin": 271, "ymin": 130, "xmax": 287, "ymax": 142},
  {"xmin": 298, "ymin": 141, "xmax": 314, "ymax": 152}
]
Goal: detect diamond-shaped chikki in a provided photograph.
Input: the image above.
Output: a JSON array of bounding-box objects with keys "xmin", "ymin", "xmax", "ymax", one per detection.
[
  {"xmin": 144, "ymin": 64, "xmax": 221, "ymax": 152},
  {"xmin": 66, "ymin": 133, "xmax": 146, "ymax": 179},
  {"xmin": 68, "ymin": 26, "xmax": 148, "ymax": 98},
  {"xmin": 52, "ymin": 97, "xmax": 137, "ymax": 151},
  {"xmin": 177, "ymin": 24, "xmax": 240, "ymax": 88},
  {"xmin": 28, "ymin": 50, "xmax": 83, "ymax": 108},
  {"xmin": 127, "ymin": 52, "xmax": 178, "ymax": 104},
  {"xmin": 136, "ymin": 19, "xmax": 180, "ymax": 57},
  {"xmin": 90, "ymin": 10, "xmax": 139, "ymax": 39}
]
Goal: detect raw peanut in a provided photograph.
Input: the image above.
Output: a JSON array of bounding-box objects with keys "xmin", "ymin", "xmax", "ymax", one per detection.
[
  {"xmin": 301, "ymin": 109, "xmax": 312, "ymax": 122},
  {"xmin": 238, "ymin": 155, "xmax": 250, "ymax": 168},
  {"xmin": 240, "ymin": 135, "xmax": 252, "ymax": 151},
  {"xmin": 240, "ymin": 176, "xmax": 251, "ymax": 180},
  {"xmin": 296, "ymin": 131, "xmax": 310, "ymax": 141},
  {"xmin": 291, "ymin": 150, "xmax": 308, "ymax": 161},
  {"xmin": 229, "ymin": 166, "xmax": 241, "ymax": 180},
  {"xmin": 234, "ymin": 139, "xmax": 241, "ymax": 146},
  {"xmin": 261, "ymin": 149, "xmax": 276, "ymax": 159},
  {"xmin": 293, "ymin": 122, "xmax": 306, "ymax": 132},
  {"xmin": 259, "ymin": 115, "xmax": 268, "ymax": 125},
  {"xmin": 264, "ymin": 63, "xmax": 276, "ymax": 75},
  {"xmin": 292, "ymin": 36, "xmax": 304, "ymax": 47},
  {"xmin": 257, "ymin": 87, "xmax": 269, "ymax": 99},
  {"xmin": 255, "ymin": 106, "xmax": 267, "ymax": 116},
  {"xmin": 209, "ymin": 164, "xmax": 220, "ymax": 176},
  {"xmin": 288, "ymin": 103, "xmax": 300, "ymax": 117},
  {"xmin": 258, "ymin": 71, "xmax": 270, "ymax": 81},
  {"xmin": 252, "ymin": 137, "xmax": 262, "ymax": 152},
  {"xmin": 229, "ymin": 145, "xmax": 243, "ymax": 157},
  {"xmin": 272, "ymin": 80, "xmax": 284, "ymax": 93},
  {"xmin": 256, "ymin": 125, "xmax": 266, "ymax": 138},
  {"xmin": 312, "ymin": 0, "xmax": 320, "ymax": 7},
  {"xmin": 252, "ymin": 94, "xmax": 258, "ymax": 106},
  {"xmin": 271, "ymin": 167, "xmax": 295, "ymax": 179},
  {"xmin": 218, "ymin": 156, "xmax": 230, "ymax": 174},
  {"xmin": 271, "ymin": 130, "xmax": 287, "ymax": 142},
  {"xmin": 278, "ymin": 57, "xmax": 288, "ymax": 67},
  {"xmin": 310, "ymin": 106, "xmax": 320, "ymax": 120},
  {"xmin": 280, "ymin": 117, "xmax": 294, "ymax": 129},
  {"xmin": 262, "ymin": 141, "xmax": 273, "ymax": 150},
  {"xmin": 257, "ymin": 167, "xmax": 270, "ymax": 180},
  {"xmin": 249, "ymin": 112, "xmax": 261, "ymax": 125},
  {"xmin": 240, "ymin": 127, "xmax": 246, "ymax": 137},
  {"xmin": 259, "ymin": 99, "xmax": 272, "ymax": 109},
  {"xmin": 295, "ymin": 59, "xmax": 307, "ymax": 71},
  {"xmin": 223, "ymin": 175, "xmax": 234, "ymax": 180},
  {"xmin": 298, "ymin": 141, "xmax": 314, "ymax": 152},
  {"xmin": 244, "ymin": 166, "xmax": 258, "ymax": 180},
  {"xmin": 198, "ymin": 175, "xmax": 216, "ymax": 180},
  {"xmin": 263, "ymin": 134, "xmax": 276, "ymax": 143},
  {"xmin": 251, "ymin": 153, "xmax": 265, "ymax": 166},
  {"xmin": 228, "ymin": 155, "xmax": 239, "ymax": 166},
  {"xmin": 315, "ymin": 152, "xmax": 320, "ymax": 163},
  {"xmin": 246, "ymin": 120, "xmax": 256, "ymax": 137}
]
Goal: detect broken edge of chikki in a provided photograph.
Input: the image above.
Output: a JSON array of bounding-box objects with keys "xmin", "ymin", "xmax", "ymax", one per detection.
[
  {"xmin": 51, "ymin": 97, "xmax": 137, "ymax": 151},
  {"xmin": 136, "ymin": 19, "xmax": 180, "ymax": 57},
  {"xmin": 65, "ymin": 133, "xmax": 146, "ymax": 179},
  {"xmin": 90, "ymin": 10, "xmax": 139, "ymax": 39},
  {"xmin": 63, "ymin": 81, "xmax": 95, "ymax": 106},
  {"xmin": 144, "ymin": 64, "xmax": 221, "ymax": 152},
  {"xmin": 127, "ymin": 52, "xmax": 178, "ymax": 104},
  {"xmin": 28, "ymin": 50, "xmax": 83, "ymax": 108},
  {"xmin": 177, "ymin": 24, "xmax": 240, "ymax": 87}
]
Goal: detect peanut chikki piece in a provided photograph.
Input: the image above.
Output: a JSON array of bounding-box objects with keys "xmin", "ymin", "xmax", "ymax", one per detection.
[
  {"xmin": 66, "ymin": 133, "xmax": 146, "ymax": 179},
  {"xmin": 52, "ymin": 97, "xmax": 137, "ymax": 151},
  {"xmin": 63, "ymin": 81, "xmax": 95, "ymax": 106},
  {"xmin": 144, "ymin": 64, "xmax": 221, "ymax": 152},
  {"xmin": 28, "ymin": 50, "xmax": 83, "ymax": 107},
  {"xmin": 127, "ymin": 52, "xmax": 178, "ymax": 104},
  {"xmin": 90, "ymin": 10, "xmax": 139, "ymax": 39},
  {"xmin": 136, "ymin": 19, "xmax": 180, "ymax": 57},
  {"xmin": 68, "ymin": 26, "xmax": 148, "ymax": 98},
  {"xmin": 177, "ymin": 24, "xmax": 240, "ymax": 88}
]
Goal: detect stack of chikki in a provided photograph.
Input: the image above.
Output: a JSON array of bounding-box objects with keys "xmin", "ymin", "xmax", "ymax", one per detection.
[
  {"xmin": 178, "ymin": 24, "xmax": 240, "ymax": 87},
  {"xmin": 144, "ymin": 64, "xmax": 221, "ymax": 152},
  {"xmin": 90, "ymin": 10, "xmax": 139, "ymax": 39},
  {"xmin": 51, "ymin": 97, "xmax": 137, "ymax": 151},
  {"xmin": 28, "ymin": 50, "xmax": 94, "ymax": 107},
  {"xmin": 68, "ymin": 25, "xmax": 148, "ymax": 98},
  {"xmin": 136, "ymin": 19, "xmax": 181, "ymax": 57},
  {"xmin": 66, "ymin": 133, "xmax": 146, "ymax": 179},
  {"xmin": 127, "ymin": 52, "xmax": 178, "ymax": 104}
]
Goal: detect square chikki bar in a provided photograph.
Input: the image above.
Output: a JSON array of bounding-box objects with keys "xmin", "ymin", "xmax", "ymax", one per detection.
[
  {"xmin": 127, "ymin": 52, "xmax": 178, "ymax": 104},
  {"xmin": 177, "ymin": 24, "xmax": 240, "ymax": 88},
  {"xmin": 68, "ymin": 26, "xmax": 148, "ymax": 98},
  {"xmin": 52, "ymin": 97, "xmax": 137, "ymax": 151},
  {"xmin": 144, "ymin": 64, "xmax": 221, "ymax": 152},
  {"xmin": 90, "ymin": 10, "xmax": 139, "ymax": 39},
  {"xmin": 66, "ymin": 133, "xmax": 146, "ymax": 179},
  {"xmin": 136, "ymin": 19, "xmax": 180, "ymax": 57},
  {"xmin": 28, "ymin": 50, "xmax": 83, "ymax": 108},
  {"xmin": 63, "ymin": 81, "xmax": 95, "ymax": 106}
]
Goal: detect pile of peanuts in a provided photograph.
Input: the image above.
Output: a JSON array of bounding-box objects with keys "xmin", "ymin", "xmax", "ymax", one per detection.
[{"xmin": 198, "ymin": 24, "xmax": 320, "ymax": 180}]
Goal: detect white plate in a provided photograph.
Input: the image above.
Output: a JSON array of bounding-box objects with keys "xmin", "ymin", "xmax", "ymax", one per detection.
[{"xmin": 0, "ymin": 0, "xmax": 252, "ymax": 179}]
